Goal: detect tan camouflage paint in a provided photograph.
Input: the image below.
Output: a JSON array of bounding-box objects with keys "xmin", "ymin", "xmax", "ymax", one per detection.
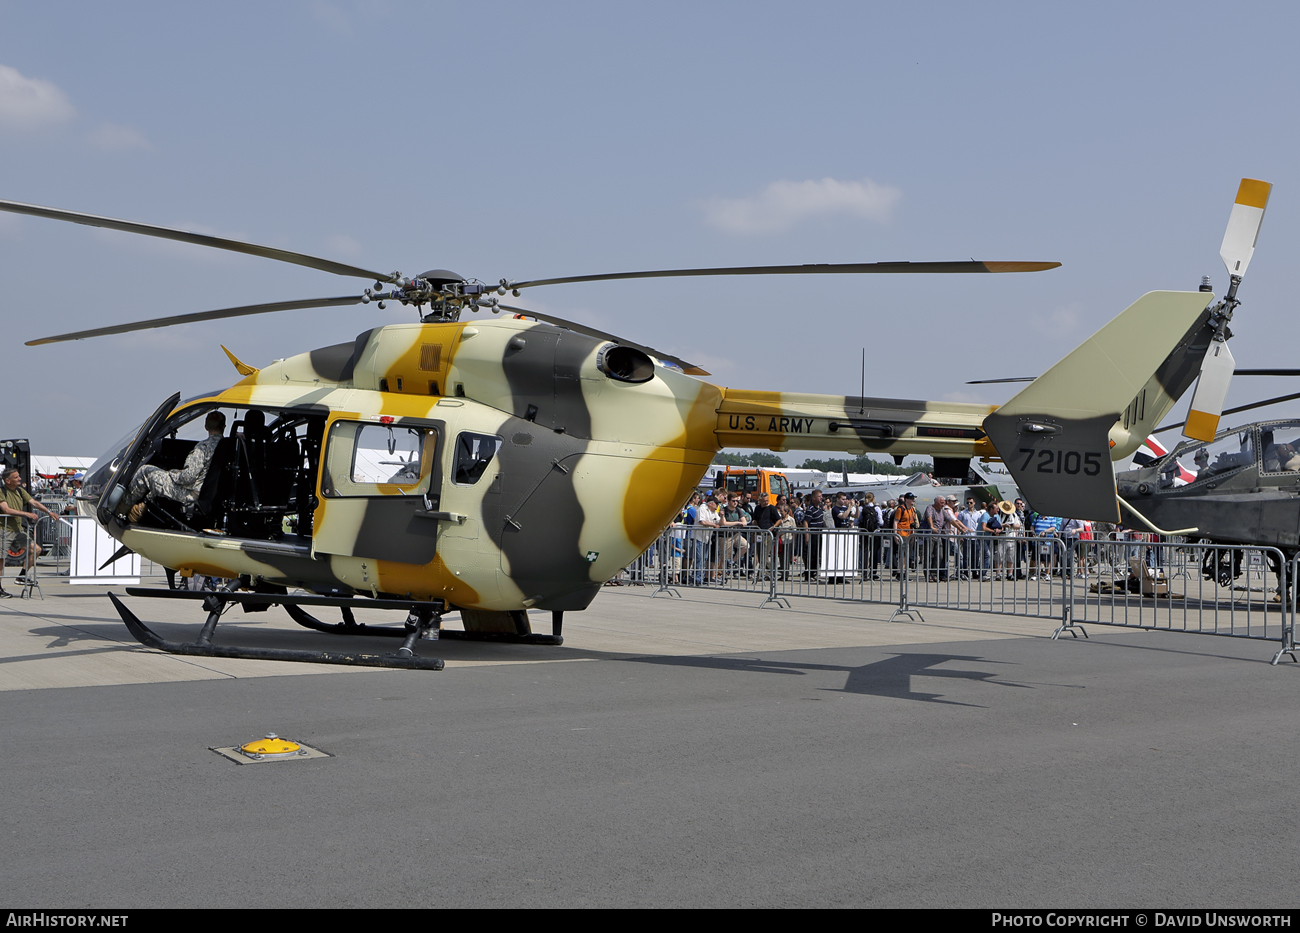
[{"xmin": 106, "ymin": 287, "xmax": 1211, "ymax": 607}]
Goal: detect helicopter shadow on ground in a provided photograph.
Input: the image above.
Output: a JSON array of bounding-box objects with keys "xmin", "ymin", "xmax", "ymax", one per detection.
[
  {"xmin": 10, "ymin": 615, "xmax": 135, "ymax": 649},
  {"xmin": 628, "ymin": 652, "xmax": 1049, "ymax": 707}
]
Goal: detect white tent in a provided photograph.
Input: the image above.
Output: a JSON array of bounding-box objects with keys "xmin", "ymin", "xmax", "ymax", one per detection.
[{"xmin": 30, "ymin": 455, "xmax": 96, "ymax": 477}]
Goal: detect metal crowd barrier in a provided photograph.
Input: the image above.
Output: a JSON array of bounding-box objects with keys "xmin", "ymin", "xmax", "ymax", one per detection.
[
  {"xmin": 1066, "ymin": 540, "xmax": 1288, "ymax": 659},
  {"xmin": 899, "ymin": 531, "xmax": 1072, "ymax": 622},
  {"xmin": 616, "ymin": 525, "xmax": 1297, "ymax": 663}
]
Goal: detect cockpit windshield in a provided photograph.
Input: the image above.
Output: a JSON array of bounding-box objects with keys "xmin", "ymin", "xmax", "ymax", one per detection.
[
  {"xmin": 82, "ymin": 390, "xmax": 225, "ymax": 504},
  {"xmin": 1159, "ymin": 428, "xmax": 1255, "ymax": 484}
]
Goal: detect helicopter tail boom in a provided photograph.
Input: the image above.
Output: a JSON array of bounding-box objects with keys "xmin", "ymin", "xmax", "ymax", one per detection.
[{"xmin": 715, "ymin": 389, "xmax": 998, "ymax": 459}]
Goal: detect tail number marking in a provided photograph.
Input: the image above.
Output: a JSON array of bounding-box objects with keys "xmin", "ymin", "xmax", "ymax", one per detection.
[{"xmin": 1018, "ymin": 448, "xmax": 1102, "ymax": 476}]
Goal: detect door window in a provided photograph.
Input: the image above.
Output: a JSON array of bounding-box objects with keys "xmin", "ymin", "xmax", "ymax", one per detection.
[{"xmin": 322, "ymin": 421, "xmax": 436, "ymax": 497}]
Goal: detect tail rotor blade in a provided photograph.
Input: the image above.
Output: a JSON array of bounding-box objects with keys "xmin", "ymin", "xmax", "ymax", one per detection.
[
  {"xmin": 1220, "ymin": 179, "xmax": 1272, "ymax": 279},
  {"xmin": 1184, "ymin": 340, "xmax": 1236, "ymax": 442}
]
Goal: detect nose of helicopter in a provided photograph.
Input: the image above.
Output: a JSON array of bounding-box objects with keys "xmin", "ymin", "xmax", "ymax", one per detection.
[{"xmin": 80, "ymin": 422, "xmax": 147, "ymax": 516}]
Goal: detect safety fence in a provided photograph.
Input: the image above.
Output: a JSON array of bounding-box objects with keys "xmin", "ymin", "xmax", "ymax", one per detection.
[{"xmin": 614, "ymin": 526, "xmax": 1297, "ymax": 663}]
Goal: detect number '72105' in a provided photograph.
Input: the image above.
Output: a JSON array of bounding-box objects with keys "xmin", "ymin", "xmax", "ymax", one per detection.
[{"xmin": 1017, "ymin": 448, "xmax": 1103, "ymax": 476}]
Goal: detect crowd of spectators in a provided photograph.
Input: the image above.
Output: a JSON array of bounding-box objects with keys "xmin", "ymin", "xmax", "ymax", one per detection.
[{"xmin": 646, "ymin": 487, "xmax": 1150, "ymax": 585}]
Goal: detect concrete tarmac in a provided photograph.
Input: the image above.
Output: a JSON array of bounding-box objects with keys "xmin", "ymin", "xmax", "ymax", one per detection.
[{"xmin": 1, "ymin": 576, "xmax": 1296, "ymax": 908}]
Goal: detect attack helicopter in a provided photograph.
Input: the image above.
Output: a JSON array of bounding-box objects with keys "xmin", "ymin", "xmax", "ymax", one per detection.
[
  {"xmin": 1114, "ymin": 392, "xmax": 1300, "ymax": 589},
  {"xmin": 3, "ymin": 181, "xmax": 1252, "ymax": 669}
]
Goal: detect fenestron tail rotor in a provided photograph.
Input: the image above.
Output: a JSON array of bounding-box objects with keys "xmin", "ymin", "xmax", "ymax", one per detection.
[{"xmin": 1183, "ymin": 178, "xmax": 1273, "ymax": 442}]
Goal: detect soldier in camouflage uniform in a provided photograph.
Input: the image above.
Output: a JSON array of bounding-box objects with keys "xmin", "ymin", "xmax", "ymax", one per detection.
[{"xmin": 124, "ymin": 411, "xmax": 226, "ymax": 522}]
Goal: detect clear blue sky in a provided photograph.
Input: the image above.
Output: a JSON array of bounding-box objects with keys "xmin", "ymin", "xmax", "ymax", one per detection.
[{"xmin": 2, "ymin": 1, "xmax": 1298, "ymax": 462}]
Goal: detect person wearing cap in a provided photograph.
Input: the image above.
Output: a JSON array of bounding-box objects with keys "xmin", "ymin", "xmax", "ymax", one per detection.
[
  {"xmin": 892, "ymin": 492, "xmax": 919, "ymax": 577},
  {"xmin": 695, "ymin": 495, "xmax": 722, "ymax": 583}
]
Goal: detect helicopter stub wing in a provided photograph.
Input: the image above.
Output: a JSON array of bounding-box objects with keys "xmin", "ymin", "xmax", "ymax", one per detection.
[{"xmin": 983, "ymin": 290, "xmax": 1216, "ymax": 522}]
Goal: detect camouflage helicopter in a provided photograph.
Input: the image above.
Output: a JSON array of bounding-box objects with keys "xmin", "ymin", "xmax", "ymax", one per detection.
[{"xmin": 3, "ymin": 182, "xmax": 1253, "ymax": 669}]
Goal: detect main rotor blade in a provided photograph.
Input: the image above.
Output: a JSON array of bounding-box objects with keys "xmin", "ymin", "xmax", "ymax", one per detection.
[
  {"xmin": 973, "ymin": 369, "xmax": 1300, "ymax": 386},
  {"xmin": 504, "ymin": 260, "xmax": 1061, "ymax": 291},
  {"xmin": 27, "ymin": 296, "xmax": 366, "ymax": 345},
  {"xmin": 1153, "ymin": 391, "xmax": 1300, "ymax": 434},
  {"xmin": 498, "ymin": 304, "xmax": 709, "ymax": 376},
  {"xmin": 0, "ymin": 199, "xmax": 400, "ymax": 284}
]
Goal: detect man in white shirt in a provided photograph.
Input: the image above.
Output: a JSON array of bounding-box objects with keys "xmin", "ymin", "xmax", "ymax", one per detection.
[
  {"xmin": 694, "ymin": 496, "xmax": 722, "ymax": 584},
  {"xmin": 957, "ymin": 496, "xmax": 988, "ymax": 580}
]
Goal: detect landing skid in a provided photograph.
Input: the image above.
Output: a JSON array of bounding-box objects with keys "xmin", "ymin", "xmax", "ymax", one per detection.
[{"xmin": 110, "ymin": 588, "xmax": 446, "ymax": 670}]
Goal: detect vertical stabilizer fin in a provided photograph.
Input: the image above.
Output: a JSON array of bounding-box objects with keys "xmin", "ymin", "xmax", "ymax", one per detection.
[{"xmin": 983, "ymin": 290, "xmax": 1214, "ymax": 521}]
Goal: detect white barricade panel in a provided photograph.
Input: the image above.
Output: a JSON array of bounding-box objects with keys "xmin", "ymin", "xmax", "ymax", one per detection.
[
  {"xmin": 69, "ymin": 515, "xmax": 140, "ymax": 584},
  {"xmin": 819, "ymin": 532, "xmax": 858, "ymax": 579}
]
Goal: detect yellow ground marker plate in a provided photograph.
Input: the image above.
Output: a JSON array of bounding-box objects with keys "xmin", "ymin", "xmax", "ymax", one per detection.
[{"xmin": 210, "ymin": 734, "xmax": 332, "ymax": 765}]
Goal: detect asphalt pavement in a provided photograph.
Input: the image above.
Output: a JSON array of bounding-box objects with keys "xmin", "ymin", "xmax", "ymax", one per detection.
[{"xmin": 1, "ymin": 576, "xmax": 1295, "ymax": 908}]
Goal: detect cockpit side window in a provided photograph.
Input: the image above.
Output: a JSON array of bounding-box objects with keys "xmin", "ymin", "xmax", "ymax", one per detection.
[
  {"xmin": 1260, "ymin": 423, "xmax": 1300, "ymax": 473},
  {"xmin": 452, "ymin": 432, "xmax": 501, "ymax": 486}
]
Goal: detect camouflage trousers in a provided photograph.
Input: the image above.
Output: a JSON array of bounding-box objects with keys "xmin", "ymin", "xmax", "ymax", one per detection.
[{"xmin": 124, "ymin": 466, "xmax": 196, "ymax": 510}]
